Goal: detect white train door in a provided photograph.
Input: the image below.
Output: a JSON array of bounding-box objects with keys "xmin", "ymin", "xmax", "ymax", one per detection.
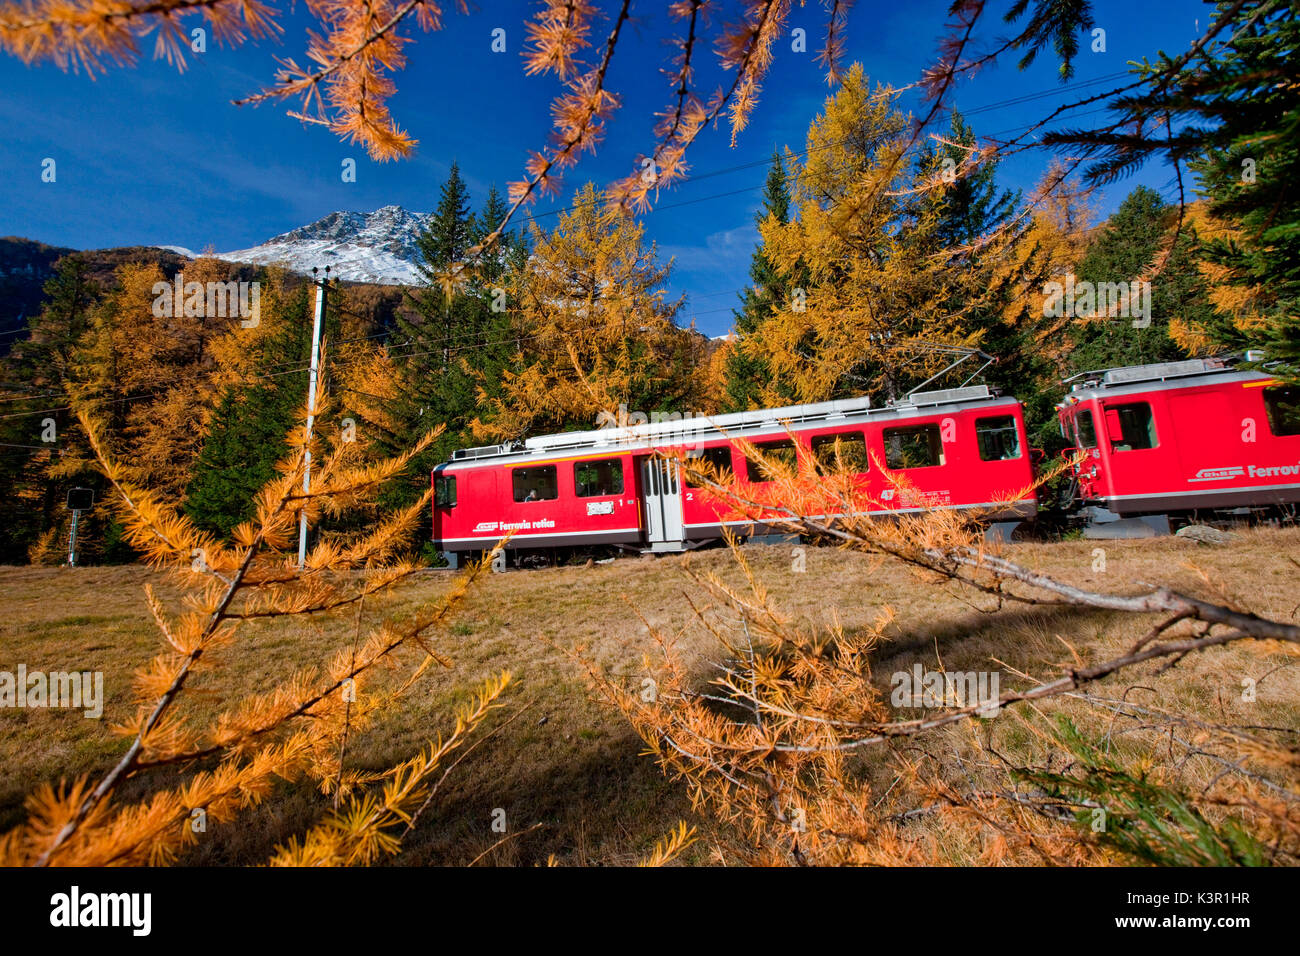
[{"xmin": 639, "ymin": 457, "xmax": 685, "ymax": 550}]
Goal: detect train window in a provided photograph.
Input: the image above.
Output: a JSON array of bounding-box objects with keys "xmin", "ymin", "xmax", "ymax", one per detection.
[
  {"xmin": 685, "ymin": 446, "xmax": 734, "ymax": 487},
  {"xmin": 512, "ymin": 465, "xmax": 558, "ymax": 502},
  {"xmin": 812, "ymin": 432, "xmax": 870, "ymax": 473},
  {"xmin": 884, "ymin": 425, "xmax": 944, "ymax": 469},
  {"xmin": 1263, "ymin": 386, "xmax": 1300, "ymax": 436},
  {"xmin": 1075, "ymin": 409, "xmax": 1098, "ymax": 449},
  {"xmin": 975, "ymin": 416, "xmax": 1022, "ymax": 461},
  {"xmin": 574, "ymin": 459, "xmax": 624, "ymax": 497},
  {"xmin": 746, "ymin": 439, "xmax": 798, "ymax": 482},
  {"xmin": 434, "ymin": 475, "xmax": 457, "ymax": 508},
  {"xmin": 1107, "ymin": 402, "xmax": 1158, "ymax": 451}
]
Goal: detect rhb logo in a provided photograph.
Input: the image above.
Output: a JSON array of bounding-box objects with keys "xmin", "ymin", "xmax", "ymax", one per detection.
[{"xmin": 1188, "ymin": 466, "xmax": 1245, "ymax": 483}]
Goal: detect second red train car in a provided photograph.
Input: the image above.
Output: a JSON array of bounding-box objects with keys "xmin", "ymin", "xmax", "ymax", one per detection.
[{"xmin": 1057, "ymin": 358, "xmax": 1300, "ymax": 534}]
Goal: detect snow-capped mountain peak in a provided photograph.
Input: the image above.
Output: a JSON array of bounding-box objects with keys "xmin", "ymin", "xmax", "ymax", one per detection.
[{"xmin": 189, "ymin": 205, "xmax": 435, "ymax": 286}]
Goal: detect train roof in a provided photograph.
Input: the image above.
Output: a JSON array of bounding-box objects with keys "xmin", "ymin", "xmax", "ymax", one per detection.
[
  {"xmin": 1061, "ymin": 358, "xmax": 1274, "ymax": 402},
  {"xmin": 440, "ymin": 384, "xmax": 1016, "ymax": 468}
]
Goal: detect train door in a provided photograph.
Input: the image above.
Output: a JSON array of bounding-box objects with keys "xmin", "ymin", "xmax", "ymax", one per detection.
[
  {"xmin": 639, "ymin": 457, "xmax": 685, "ymax": 549},
  {"xmin": 1063, "ymin": 404, "xmax": 1103, "ymax": 499}
]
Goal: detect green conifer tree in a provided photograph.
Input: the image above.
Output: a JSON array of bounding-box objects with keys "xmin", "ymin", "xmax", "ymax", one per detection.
[
  {"xmin": 183, "ymin": 283, "xmax": 321, "ymax": 538},
  {"xmin": 1065, "ymin": 187, "xmax": 1203, "ymax": 373},
  {"xmin": 914, "ymin": 113, "xmax": 1073, "ymax": 447},
  {"xmin": 723, "ymin": 152, "xmax": 795, "ymax": 412},
  {"xmin": 390, "ymin": 164, "xmax": 479, "ymax": 475},
  {"xmin": 1189, "ymin": 2, "xmax": 1299, "ymax": 374},
  {"xmin": 1036, "ymin": 2, "xmax": 1297, "ymax": 374},
  {"xmin": 385, "ymin": 170, "xmax": 526, "ymax": 540}
]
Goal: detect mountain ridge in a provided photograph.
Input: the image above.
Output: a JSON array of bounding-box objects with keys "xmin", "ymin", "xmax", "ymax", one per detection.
[{"xmin": 169, "ymin": 204, "xmax": 434, "ymax": 286}]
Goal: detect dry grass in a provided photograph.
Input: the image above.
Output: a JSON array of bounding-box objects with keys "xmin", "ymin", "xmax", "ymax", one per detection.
[{"xmin": 2, "ymin": 526, "xmax": 1297, "ymax": 865}]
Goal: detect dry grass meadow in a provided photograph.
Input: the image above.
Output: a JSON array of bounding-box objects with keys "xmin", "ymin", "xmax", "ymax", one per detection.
[{"xmin": 2, "ymin": 527, "xmax": 1298, "ymax": 865}]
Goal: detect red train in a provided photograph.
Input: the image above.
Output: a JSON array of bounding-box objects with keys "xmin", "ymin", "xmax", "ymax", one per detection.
[
  {"xmin": 1057, "ymin": 358, "xmax": 1300, "ymax": 535},
  {"xmin": 431, "ymin": 357, "xmax": 1300, "ymax": 560},
  {"xmin": 431, "ymin": 384, "xmax": 1038, "ymax": 563}
]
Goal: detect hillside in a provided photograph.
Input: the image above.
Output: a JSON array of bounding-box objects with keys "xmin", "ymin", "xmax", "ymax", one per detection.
[
  {"xmin": 0, "ymin": 237, "xmax": 75, "ymax": 353},
  {"xmin": 0, "ymin": 203, "xmax": 437, "ymax": 355}
]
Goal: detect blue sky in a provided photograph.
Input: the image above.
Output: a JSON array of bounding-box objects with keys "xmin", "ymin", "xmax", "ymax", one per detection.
[{"xmin": 0, "ymin": 0, "xmax": 1212, "ymax": 335}]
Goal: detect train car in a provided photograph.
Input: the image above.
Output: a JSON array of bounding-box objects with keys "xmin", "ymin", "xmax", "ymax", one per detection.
[
  {"xmin": 432, "ymin": 384, "xmax": 1038, "ymax": 563},
  {"xmin": 1056, "ymin": 358, "xmax": 1300, "ymax": 535}
]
